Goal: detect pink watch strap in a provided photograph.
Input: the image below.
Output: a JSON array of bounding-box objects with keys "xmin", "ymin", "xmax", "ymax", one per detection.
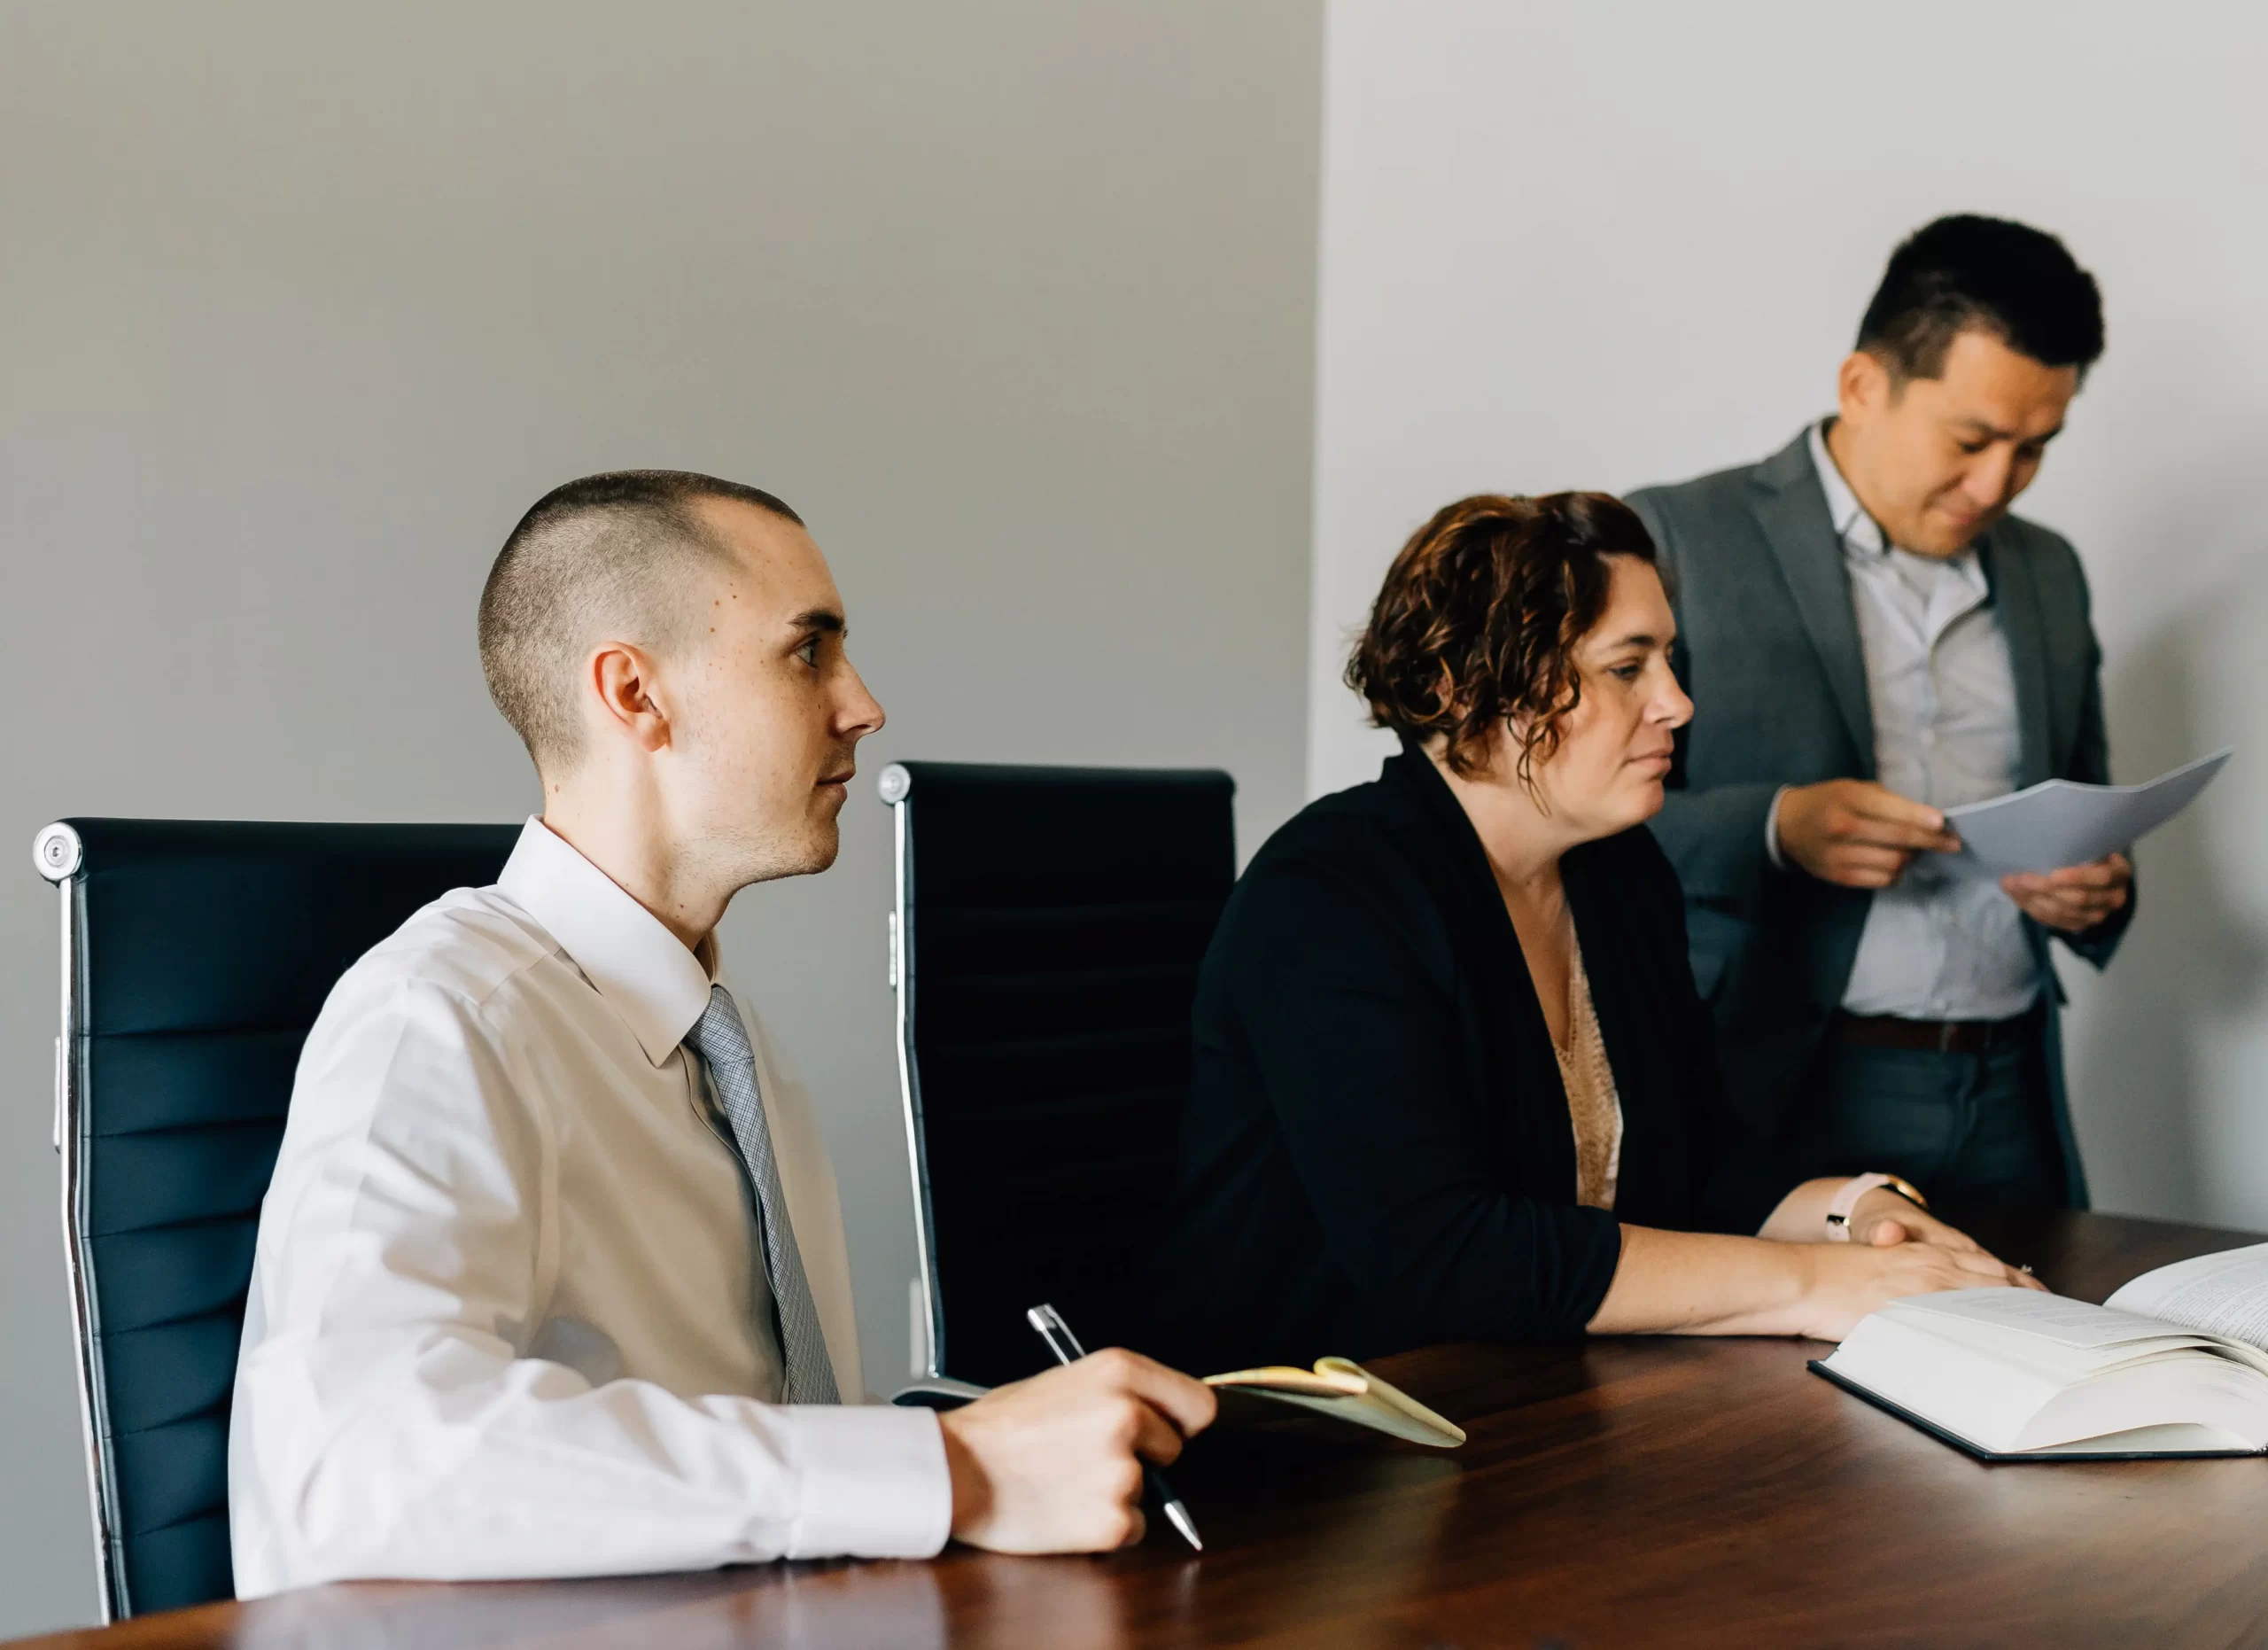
[{"xmin": 1825, "ymin": 1172, "xmax": 1895, "ymax": 1241}]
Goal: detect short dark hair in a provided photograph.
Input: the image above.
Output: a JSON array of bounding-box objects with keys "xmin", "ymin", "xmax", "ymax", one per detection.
[
  {"xmin": 478, "ymin": 470, "xmax": 804, "ymax": 771},
  {"xmin": 1857, "ymin": 214, "xmax": 2104, "ymax": 384},
  {"xmin": 1348, "ymin": 492, "xmax": 1659, "ymax": 784}
]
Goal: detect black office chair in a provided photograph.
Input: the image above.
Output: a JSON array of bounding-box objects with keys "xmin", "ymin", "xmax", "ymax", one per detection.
[
  {"xmin": 877, "ymin": 761, "xmax": 1236, "ymax": 1390},
  {"xmin": 32, "ymin": 818, "xmax": 519, "ymax": 1621}
]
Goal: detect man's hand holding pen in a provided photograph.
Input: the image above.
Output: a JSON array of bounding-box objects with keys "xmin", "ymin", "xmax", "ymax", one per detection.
[{"xmin": 936, "ymin": 1348, "xmax": 1216, "ymax": 1553}]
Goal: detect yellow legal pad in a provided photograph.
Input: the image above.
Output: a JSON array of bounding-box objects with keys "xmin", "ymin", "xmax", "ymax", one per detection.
[{"xmin": 1202, "ymin": 1356, "xmax": 1466, "ymax": 1448}]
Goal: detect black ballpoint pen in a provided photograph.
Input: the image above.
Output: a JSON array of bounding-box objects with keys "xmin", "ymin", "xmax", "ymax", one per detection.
[{"xmin": 1025, "ymin": 1302, "xmax": 1203, "ymax": 1553}]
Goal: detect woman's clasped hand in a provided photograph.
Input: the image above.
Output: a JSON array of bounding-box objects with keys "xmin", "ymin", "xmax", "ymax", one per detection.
[{"xmin": 1798, "ymin": 1231, "xmax": 2046, "ymax": 1342}]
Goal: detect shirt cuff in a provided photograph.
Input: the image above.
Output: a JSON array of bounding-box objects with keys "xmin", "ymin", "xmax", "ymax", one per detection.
[
  {"xmin": 1763, "ymin": 784, "xmax": 1791, "ymax": 871},
  {"xmin": 778, "ymin": 1403, "xmax": 953, "ymax": 1560}
]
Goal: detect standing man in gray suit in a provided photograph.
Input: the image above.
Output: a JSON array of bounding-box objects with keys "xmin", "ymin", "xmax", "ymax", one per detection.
[{"xmin": 1629, "ymin": 215, "xmax": 2132, "ymax": 1208}]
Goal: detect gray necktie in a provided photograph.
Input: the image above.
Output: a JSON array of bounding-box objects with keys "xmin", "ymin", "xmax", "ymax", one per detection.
[{"xmin": 686, "ymin": 985, "xmax": 839, "ymax": 1405}]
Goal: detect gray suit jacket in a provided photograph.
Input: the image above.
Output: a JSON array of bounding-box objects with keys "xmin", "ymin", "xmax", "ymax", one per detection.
[{"xmin": 1627, "ymin": 428, "xmax": 2132, "ymax": 1206}]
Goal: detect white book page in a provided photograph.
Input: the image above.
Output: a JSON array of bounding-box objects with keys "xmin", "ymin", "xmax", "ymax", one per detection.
[
  {"xmin": 1893, "ymin": 1317, "xmax": 2228, "ymax": 1388},
  {"xmin": 1885, "ymin": 1287, "xmax": 2212, "ymax": 1348},
  {"xmin": 1822, "ymin": 1312, "xmax": 2061, "ymax": 1452},
  {"xmin": 2108, "ymin": 1241, "xmax": 2268, "ymax": 1350},
  {"xmin": 1825, "ymin": 1300, "xmax": 2268, "ymax": 1454},
  {"xmin": 1869, "ymin": 1293, "xmax": 2249, "ymax": 1386},
  {"xmin": 2028, "ymin": 1422, "xmax": 2257, "ymax": 1455},
  {"xmin": 2020, "ymin": 1357, "xmax": 2268, "ymax": 1452}
]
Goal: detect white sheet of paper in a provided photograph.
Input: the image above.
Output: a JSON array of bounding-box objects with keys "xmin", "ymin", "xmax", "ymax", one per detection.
[{"xmin": 1942, "ymin": 748, "xmax": 2231, "ymax": 877}]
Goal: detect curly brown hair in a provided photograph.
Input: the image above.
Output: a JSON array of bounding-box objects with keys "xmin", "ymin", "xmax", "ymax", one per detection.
[{"xmin": 1347, "ymin": 491, "xmax": 1662, "ymax": 785}]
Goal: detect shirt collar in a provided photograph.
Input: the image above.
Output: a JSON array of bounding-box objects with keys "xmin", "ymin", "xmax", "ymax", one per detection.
[
  {"xmin": 1808, "ymin": 418, "xmax": 1886, "ymax": 556},
  {"xmin": 1809, "ymin": 419, "xmax": 1989, "ymax": 595},
  {"xmin": 495, "ymin": 817, "xmax": 718, "ymax": 1068}
]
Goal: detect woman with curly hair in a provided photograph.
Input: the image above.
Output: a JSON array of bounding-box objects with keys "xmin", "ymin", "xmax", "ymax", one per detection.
[{"xmin": 1151, "ymin": 492, "xmax": 2039, "ymax": 1371}]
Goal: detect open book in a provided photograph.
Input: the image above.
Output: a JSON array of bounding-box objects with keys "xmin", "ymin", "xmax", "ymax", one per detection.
[
  {"xmin": 891, "ymin": 1357, "xmax": 1464, "ymax": 1448},
  {"xmin": 1814, "ymin": 1241, "xmax": 2268, "ymax": 1459}
]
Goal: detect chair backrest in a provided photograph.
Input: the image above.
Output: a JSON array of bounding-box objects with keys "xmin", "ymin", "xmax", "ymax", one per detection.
[
  {"xmin": 879, "ymin": 761, "xmax": 1235, "ymax": 1389},
  {"xmin": 33, "ymin": 818, "xmax": 519, "ymax": 1621}
]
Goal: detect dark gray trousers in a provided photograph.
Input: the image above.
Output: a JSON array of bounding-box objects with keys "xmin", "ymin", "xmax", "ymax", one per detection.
[{"xmin": 1812, "ymin": 1023, "xmax": 2062, "ymax": 1205}]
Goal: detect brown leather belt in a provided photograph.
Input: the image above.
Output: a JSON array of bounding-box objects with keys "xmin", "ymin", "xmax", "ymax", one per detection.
[{"xmin": 1829, "ymin": 1008, "xmax": 2040, "ymax": 1056}]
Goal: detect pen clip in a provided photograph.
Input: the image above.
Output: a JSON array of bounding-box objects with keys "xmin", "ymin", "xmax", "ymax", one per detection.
[{"xmin": 1025, "ymin": 1302, "xmax": 1088, "ymax": 1365}]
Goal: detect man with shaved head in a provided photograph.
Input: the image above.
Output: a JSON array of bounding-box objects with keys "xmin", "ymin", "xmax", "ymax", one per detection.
[{"xmin": 229, "ymin": 471, "xmax": 1214, "ymax": 1597}]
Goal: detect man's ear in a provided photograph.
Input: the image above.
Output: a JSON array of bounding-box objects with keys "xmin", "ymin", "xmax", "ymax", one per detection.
[
  {"xmin": 1836, "ymin": 348, "xmax": 1891, "ymax": 426},
  {"xmin": 586, "ymin": 641, "xmax": 673, "ymax": 754}
]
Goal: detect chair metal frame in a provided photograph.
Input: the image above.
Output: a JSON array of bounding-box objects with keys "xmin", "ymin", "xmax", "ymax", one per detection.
[
  {"xmin": 876, "ymin": 759, "xmax": 1234, "ymax": 1391},
  {"xmin": 35, "ymin": 820, "xmax": 128, "ymax": 1624},
  {"xmin": 877, "ymin": 765, "xmax": 948, "ymax": 1383}
]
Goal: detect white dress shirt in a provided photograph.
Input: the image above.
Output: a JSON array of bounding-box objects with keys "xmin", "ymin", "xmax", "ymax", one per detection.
[
  {"xmin": 229, "ymin": 818, "xmax": 951, "ymax": 1599},
  {"xmin": 1765, "ymin": 423, "xmax": 2039, "ymax": 1021}
]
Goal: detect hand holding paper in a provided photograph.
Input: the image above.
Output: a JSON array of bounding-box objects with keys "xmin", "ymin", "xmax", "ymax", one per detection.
[
  {"xmin": 1775, "ymin": 778, "xmax": 1961, "ymax": 889},
  {"xmin": 1777, "ymin": 751, "xmax": 2225, "ymax": 926},
  {"xmin": 2000, "ymin": 851, "xmax": 2133, "ymax": 933}
]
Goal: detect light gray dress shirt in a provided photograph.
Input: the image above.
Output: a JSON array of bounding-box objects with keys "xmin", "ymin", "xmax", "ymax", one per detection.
[{"xmin": 1764, "ymin": 423, "xmax": 2039, "ymax": 1021}]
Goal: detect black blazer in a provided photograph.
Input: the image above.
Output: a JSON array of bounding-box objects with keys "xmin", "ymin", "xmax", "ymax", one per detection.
[{"xmin": 1149, "ymin": 745, "xmax": 1783, "ymax": 1373}]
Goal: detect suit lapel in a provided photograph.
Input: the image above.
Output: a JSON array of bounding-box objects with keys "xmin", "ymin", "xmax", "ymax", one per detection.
[
  {"xmin": 1977, "ymin": 531, "xmax": 2055, "ymax": 788},
  {"xmin": 1750, "ymin": 432, "xmax": 1875, "ymax": 774}
]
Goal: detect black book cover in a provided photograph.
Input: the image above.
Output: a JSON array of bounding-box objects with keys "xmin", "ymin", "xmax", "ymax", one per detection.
[{"xmin": 1807, "ymin": 1360, "xmax": 2261, "ymax": 1462}]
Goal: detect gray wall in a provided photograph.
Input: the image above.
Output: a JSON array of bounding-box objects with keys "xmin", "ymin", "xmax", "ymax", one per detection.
[
  {"xmin": 1309, "ymin": 0, "xmax": 2268, "ymax": 1232},
  {"xmin": 0, "ymin": 4, "xmax": 1320, "ymax": 1631}
]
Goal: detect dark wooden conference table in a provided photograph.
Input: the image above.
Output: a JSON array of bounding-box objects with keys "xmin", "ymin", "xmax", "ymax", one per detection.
[{"xmin": 18, "ymin": 1209, "xmax": 2268, "ymax": 1650}]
